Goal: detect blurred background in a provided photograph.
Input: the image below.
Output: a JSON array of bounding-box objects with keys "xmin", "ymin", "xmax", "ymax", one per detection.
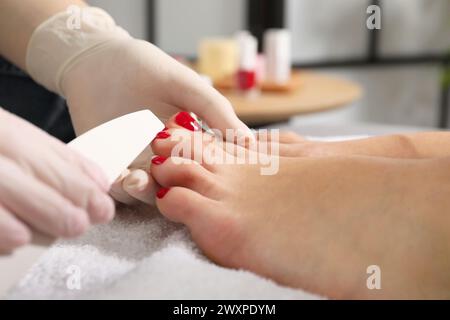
[{"xmin": 89, "ymin": 0, "xmax": 450, "ymax": 136}]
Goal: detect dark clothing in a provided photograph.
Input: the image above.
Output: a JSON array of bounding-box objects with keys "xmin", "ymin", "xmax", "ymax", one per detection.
[{"xmin": 0, "ymin": 56, "xmax": 75, "ymax": 142}]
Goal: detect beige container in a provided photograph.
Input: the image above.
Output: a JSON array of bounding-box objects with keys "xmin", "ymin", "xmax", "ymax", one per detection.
[{"xmin": 198, "ymin": 38, "xmax": 238, "ymax": 82}]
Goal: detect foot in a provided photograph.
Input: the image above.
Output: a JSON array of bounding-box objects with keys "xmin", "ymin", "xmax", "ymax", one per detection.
[
  {"xmin": 149, "ymin": 115, "xmax": 450, "ymax": 299},
  {"xmin": 260, "ymin": 129, "xmax": 421, "ymax": 159}
]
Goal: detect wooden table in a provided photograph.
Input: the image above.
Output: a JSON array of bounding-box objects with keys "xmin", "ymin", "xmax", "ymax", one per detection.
[{"xmin": 220, "ymin": 70, "xmax": 362, "ymax": 126}]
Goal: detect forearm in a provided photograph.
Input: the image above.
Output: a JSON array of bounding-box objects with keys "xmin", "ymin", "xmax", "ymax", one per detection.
[
  {"xmin": 0, "ymin": 0, "xmax": 86, "ymax": 71},
  {"xmin": 327, "ymin": 132, "xmax": 450, "ymax": 159}
]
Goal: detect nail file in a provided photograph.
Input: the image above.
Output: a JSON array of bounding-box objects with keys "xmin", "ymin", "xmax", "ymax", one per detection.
[{"xmin": 0, "ymin": 110, "xmax": 164, "ymax": 298}]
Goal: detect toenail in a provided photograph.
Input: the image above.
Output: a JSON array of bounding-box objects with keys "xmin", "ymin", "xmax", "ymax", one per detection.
[
  {"xmin": 156, "ymin": 187, "xmax": 171, "ymax": 199},
  {"xmin": 175, "ymin": 112, "xmax": 200, "ymax": 131},
  {"xmin": 151, "ymin": 155, "xmax": 167, "ymax": 165},
  {"xmin": 155, "ymin": 131, "xmax": 171, "ymax": 139}
]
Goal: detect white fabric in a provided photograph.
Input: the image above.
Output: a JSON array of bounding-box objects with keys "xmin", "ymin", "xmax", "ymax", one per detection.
[
  {"xmin": 26, "ymin": 7, "xmax": 130, "ymax": 96},
  {"xmin": 6, "ymin": 204, "xmax": 320, "ymax": 300}
]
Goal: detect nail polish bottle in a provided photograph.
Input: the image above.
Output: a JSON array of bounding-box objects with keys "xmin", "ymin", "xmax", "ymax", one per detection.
[{"xmin": 236, "ymin": 32, "xmax": 258, "ymax": 92}]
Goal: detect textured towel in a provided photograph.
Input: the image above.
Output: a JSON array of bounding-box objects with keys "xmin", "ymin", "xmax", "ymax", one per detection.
[{"xmin": 7, "ymin": 204, "xmax": 319, "ymax": 299}]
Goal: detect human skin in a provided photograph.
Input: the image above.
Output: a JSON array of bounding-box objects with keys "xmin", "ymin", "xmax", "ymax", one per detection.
[
  {"xmin": 0, "ymin": 0, "xmax": 86, "ymax": 70},
  {"xmin": 148, "ymin": 113, "xmax": 450, "ymax": 299},
  {"xmin": 0, "ymin": 109, "xmax": 114, "ymax": 253},
  {"xmin": 0, "ymin": 0, "xmax": 252, "ymax": 206},
  {"xmin": 0, "ymin": 0, "xmax": 251, "ymax": 252},
  {"xmin": 258, "ymin": 130, "xmax": 450, "ymax": 159}
]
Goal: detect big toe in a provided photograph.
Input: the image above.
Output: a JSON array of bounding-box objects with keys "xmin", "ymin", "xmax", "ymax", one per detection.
[{"xmin": 155, "ymin": 185, "xmax": 240, "ymax": 265}]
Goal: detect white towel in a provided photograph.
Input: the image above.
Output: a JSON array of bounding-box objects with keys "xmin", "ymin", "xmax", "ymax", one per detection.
[{"xmin": 7, "ymin": 204, "xmax": 320, "ymax": 299}]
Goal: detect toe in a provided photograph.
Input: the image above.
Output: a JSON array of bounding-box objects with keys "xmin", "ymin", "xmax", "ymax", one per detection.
[
  {"xmin": 151, "ymin": 127, "xmax": 194, "ymax": 158},
  {"xmin": 165, "ymin": 111, "xmax": 202, "ymax": 132},
  {"xmin": 155, "ymin": 186, "xmax": 242, "ymax": 268},
  {"xmin": 155, "ymin": 186, "xmax": 219, "ymax": 225},
  {"xmin": 152, "ymin": 128, "xmax": 223, "ymax": 170},
  {"xmin": 150, "ymin": 156, "xmax": 222, "ymax": 199},
  {"xmin": 278, "ymin": 131, "xmax": 305, "ymax": 143}
]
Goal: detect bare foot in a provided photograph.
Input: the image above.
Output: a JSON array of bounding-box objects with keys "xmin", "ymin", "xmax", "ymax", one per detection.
[
  {"xmin": 149, "ymin": 114, "xmax": 450, "ymax": 299},
  {"xmin": 259, "ymin": 127, "xmax": 422, "ymax": 159},
  {"xmin": 268, "ymin": 133, "xmax": 424, "ymax": 159}
]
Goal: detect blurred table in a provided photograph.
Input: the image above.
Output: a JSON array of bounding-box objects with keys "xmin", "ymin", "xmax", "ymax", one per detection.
[{"xmin": 220, "ymin": 70, "xmax": 362, "ymax": 126}]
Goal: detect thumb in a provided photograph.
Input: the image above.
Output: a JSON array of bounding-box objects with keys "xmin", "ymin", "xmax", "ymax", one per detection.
[{"xmin": 169, "ymin": 65, "xmax": 254, "ymax": 141}]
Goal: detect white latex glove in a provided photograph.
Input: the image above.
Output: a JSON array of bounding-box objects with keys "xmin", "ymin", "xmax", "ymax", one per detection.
[
  {"xmin": 26, "ymin": 7, "xmax": 251, "ymax": 205},
  {"xmin": 0, "ymin": 108, "xmax": 114, "ymax": 254}
]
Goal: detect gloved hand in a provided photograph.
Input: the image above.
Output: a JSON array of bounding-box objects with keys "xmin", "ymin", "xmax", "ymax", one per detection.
[
  {"xmin": 0, "ymin": 108, "xmax": 114, "ymax": 254},
  {"xmin": 26, "ymin": 7, "xmax": 251, "ymax": 205}
]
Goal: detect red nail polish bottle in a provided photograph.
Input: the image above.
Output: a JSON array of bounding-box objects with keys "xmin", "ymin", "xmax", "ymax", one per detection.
[
  {"xmin": 236, "ymin": 33, "xmax": 257, "ymax": 92},
  {"xmin": 237, "ymin": 70, "xmax": 256, "ymax": 90}
]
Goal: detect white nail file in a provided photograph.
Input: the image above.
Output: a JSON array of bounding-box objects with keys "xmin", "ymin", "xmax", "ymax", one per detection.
[{"xmin": 0, "ymin": 110, "xmax": 164, "ymax": 298}]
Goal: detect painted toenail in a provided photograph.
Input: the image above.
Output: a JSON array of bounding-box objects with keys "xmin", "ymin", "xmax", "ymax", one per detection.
[
  {"xmin": 175, "ymin": 112, "xmax": 200, "ymax": 131},
  {"xmin": 155, "ymin": 131, "xmax": 171, "ymax": 139},
  {"xmin": 156, "ymin": 187, "xmax": 170, "ymax": 199},
  {"xmin": 151, "ymin": 156, "xmax": 167, "ymax": 165}
]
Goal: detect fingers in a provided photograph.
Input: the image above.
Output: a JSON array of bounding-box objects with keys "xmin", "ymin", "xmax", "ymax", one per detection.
[
  {"xmin": 75, "ymin": 154, "xmax": 110, "ymax": 193},
  {"xmin": 0, "ymin": 205, "xmax": 31, "ymax": 254},
  {"xmin": 2, "ymin": 112, "xmax": 115, "ymax": 224},
  {"xmin": 110, "ymin": 169, "xmax": 140, "ymax": 205},
  {"xmin": 167, "ymin": 67, "xmax": 253, "ymax": 140},
  {"xmin": 122, "ymin": 169, "xmax": 158, "ymax": 205},
  {"xmin": 0, "ymin": 157, "xmax": 90, "ymax": 238},
  {"xmin": 31, "ymin": 147, "xmax": 115, "ymax": 224}
]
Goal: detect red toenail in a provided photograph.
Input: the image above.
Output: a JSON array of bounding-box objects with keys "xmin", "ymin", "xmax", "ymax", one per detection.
[
  {"xmin": 155, "ymin": 131, "xmax": 171, "ymax": 139},
  {"xmin": 163, "ymin": 127, "xmax": 169, "ymax": 131},
  {"xmin": 175, "ymin": 112, "xmax": 200, "ymax": 131},
  {"xmin": 151, "ymin": 156, "xmax": 167, "ymax": 165},
  {"xmin": 156, "ymin": 187, "xmax": 170, "ymax": 199}
]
